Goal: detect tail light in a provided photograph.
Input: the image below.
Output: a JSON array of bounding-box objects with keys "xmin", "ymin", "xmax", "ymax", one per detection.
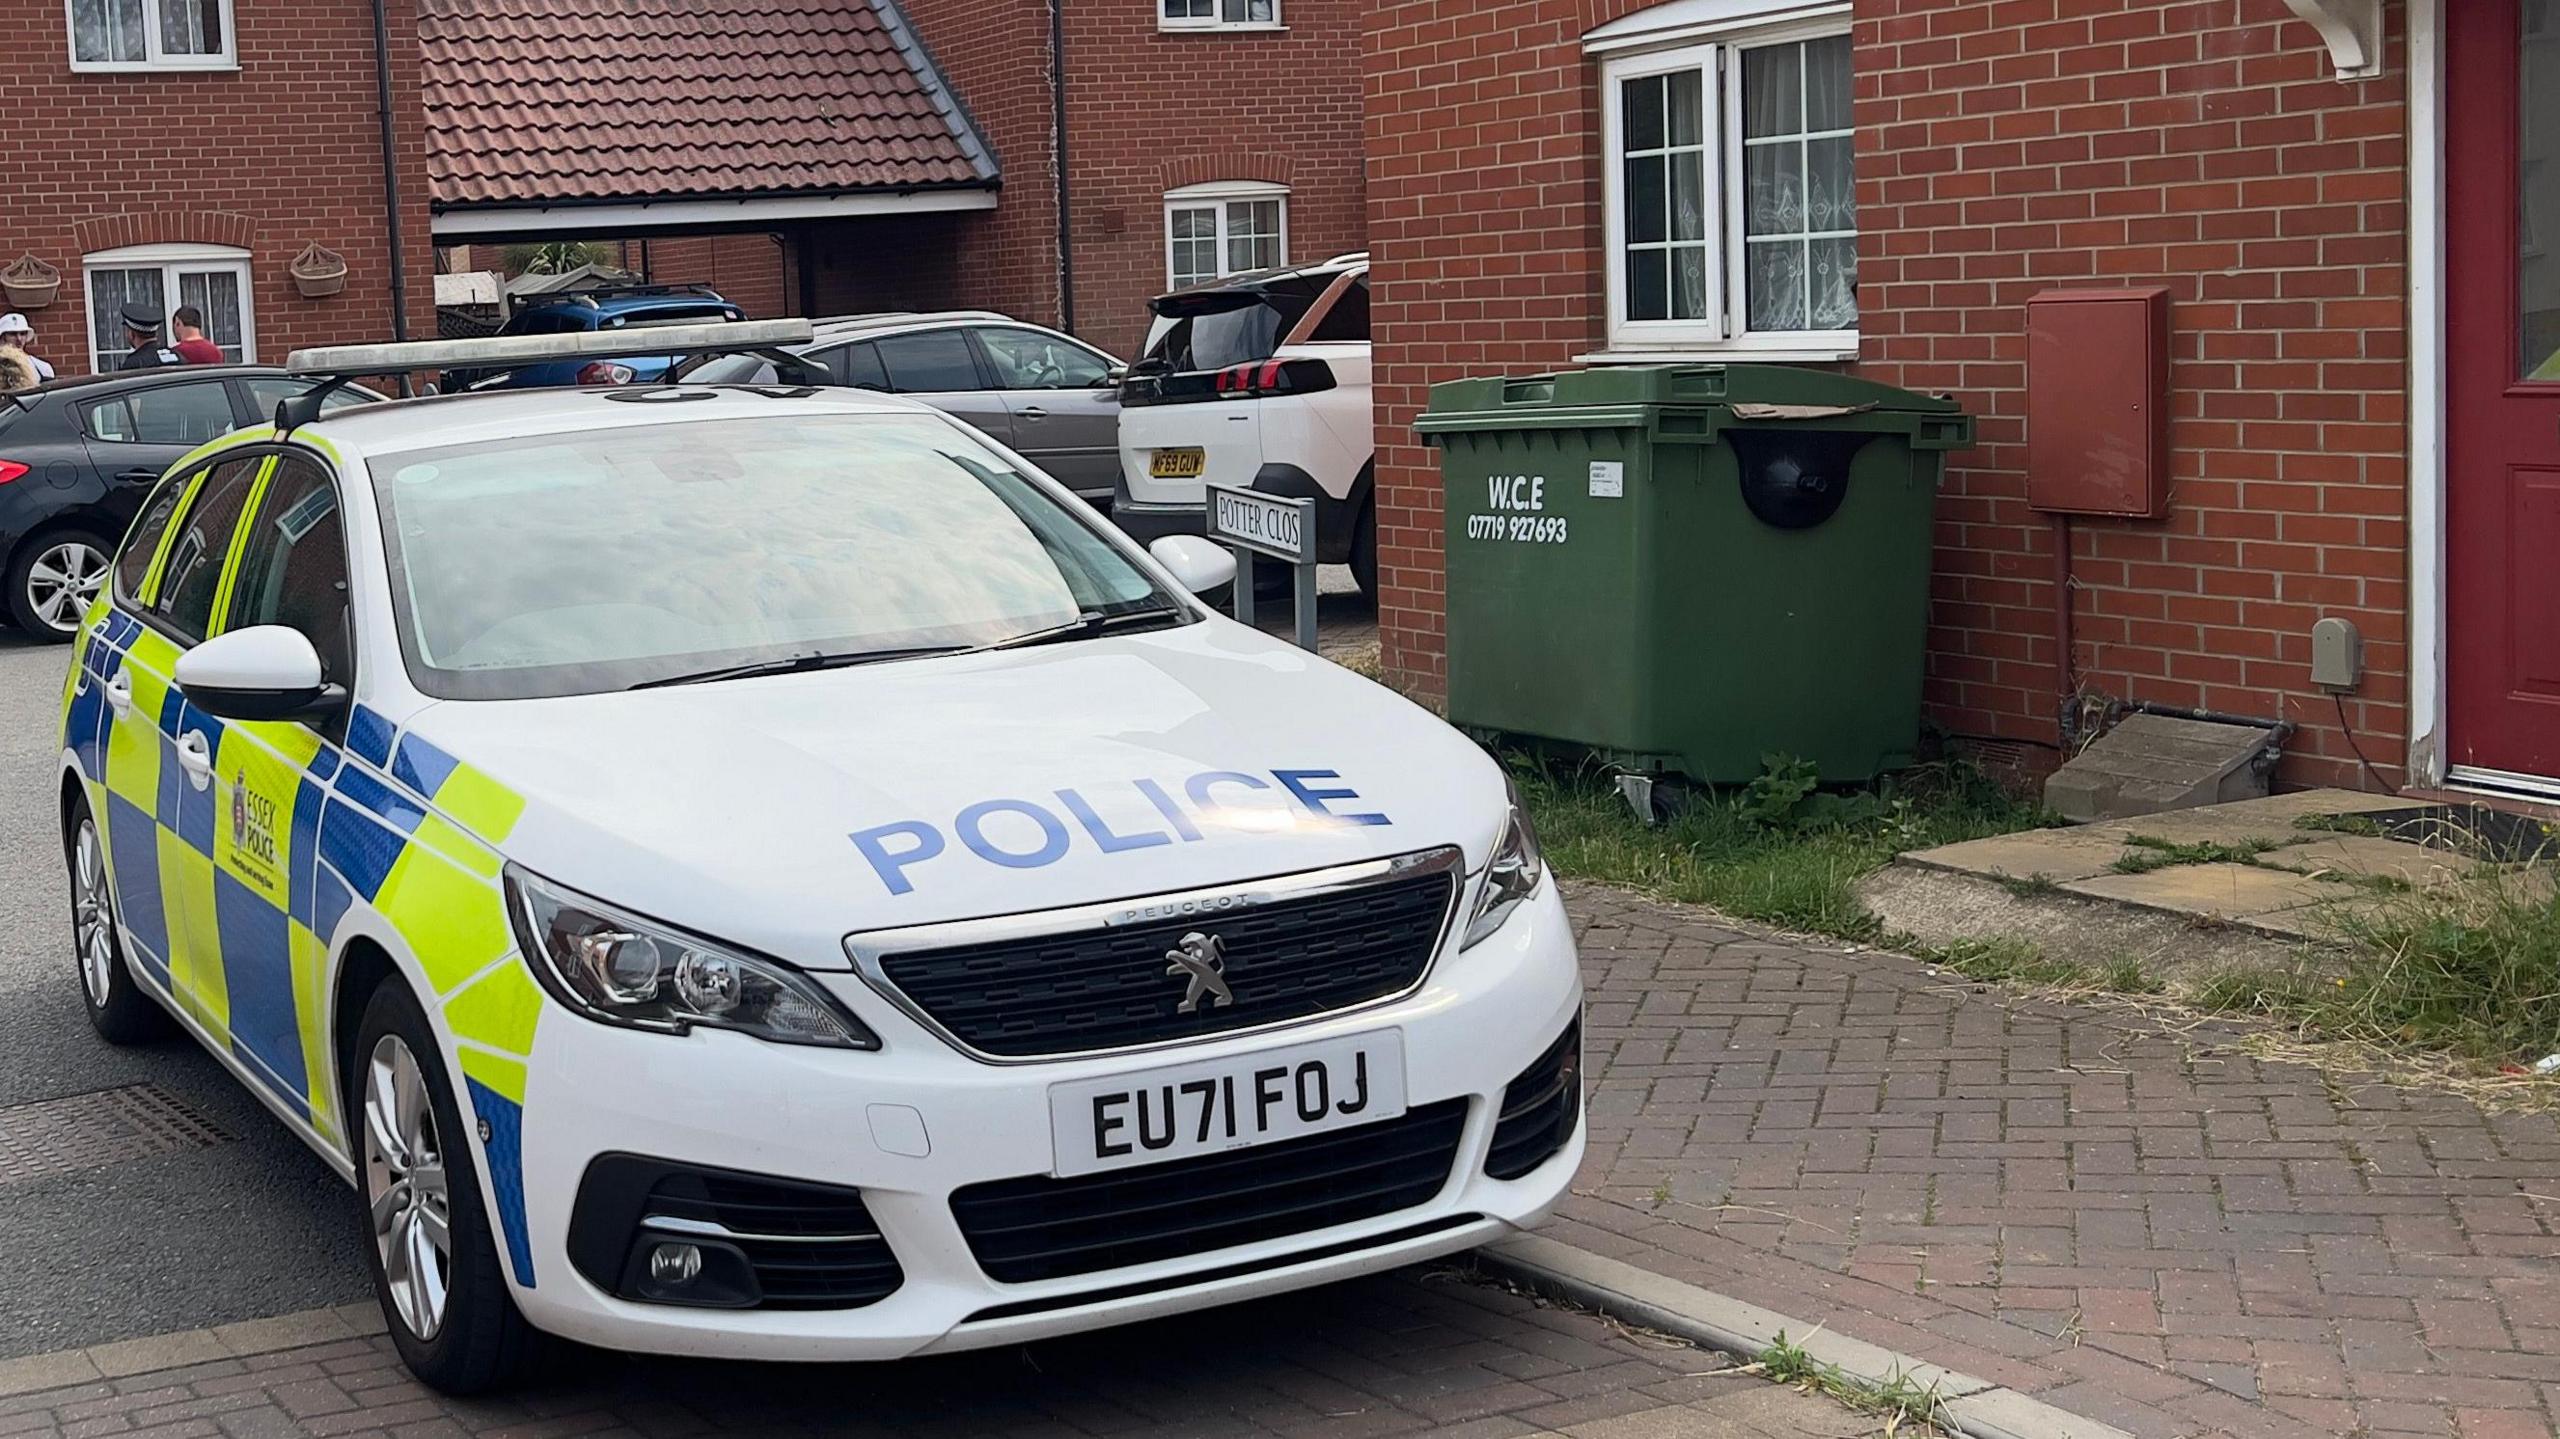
[
  {"xmin": 577, "ymin": 361, "xmax": 637, "ymax": 387},
  {"xmin": 0, "ymin": 460, "xmax": 27, "ymax": 485},
  {"xmin": 1207, "ymin": 357, "xmax": 1338, "ymax": 399}
]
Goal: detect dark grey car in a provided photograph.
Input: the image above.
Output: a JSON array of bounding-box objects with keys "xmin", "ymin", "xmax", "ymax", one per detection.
[{"xmin": 687, "ymin": 313, "xmax": 1125, "ymax": 506}]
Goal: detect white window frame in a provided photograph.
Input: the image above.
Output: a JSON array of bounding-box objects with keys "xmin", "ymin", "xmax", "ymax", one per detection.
[
  {"xmin": 1158, "ymin": 0, "xmax": 1282, "ymax": 32},
  {"xmin": 1592, "ymin": 3, "xmax": 1857, "ymax": 362},
  {"xmin": 65, "ymin": 0, "xmax": 237, "ymax": 71},
  {"xmin": 82, "ymin": 243, "xmax": 255, "ymax": 374},
  {"xmin": 1164, "ymin": 181, "xmax": 1290, "ymax": 289}
]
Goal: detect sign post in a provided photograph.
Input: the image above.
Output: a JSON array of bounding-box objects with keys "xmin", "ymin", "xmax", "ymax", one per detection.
[{"xmin": 1207, "ymin": 483, "xmax": 1319, "ymax": 652}]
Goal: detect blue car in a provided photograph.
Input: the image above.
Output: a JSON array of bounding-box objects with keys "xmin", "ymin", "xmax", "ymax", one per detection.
[{"xmin": 451, "ymin": 285, "xmax": 746, "ymax": 390}]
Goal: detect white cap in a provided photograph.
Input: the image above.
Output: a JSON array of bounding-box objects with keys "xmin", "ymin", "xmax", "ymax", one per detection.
[{"xmin": 0, "ymin": 313, "xmax": 27, "ymax": 336}]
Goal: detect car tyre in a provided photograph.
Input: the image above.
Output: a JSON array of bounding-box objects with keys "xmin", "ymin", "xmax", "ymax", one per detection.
[
  {"xmin": 1350, "ymin": 499, "xmax": 1379, "ymax": 600},
  {"xmin": 66, "ymin": 795, "xmax": 176, "ymax": 1044},
  {"xmin": 8, "ymin": 529, "xmax": 115, "ymax": 643},
  {"xmin": 352, "ymin": 980, "xmax": 538, "ymax": 1395}
]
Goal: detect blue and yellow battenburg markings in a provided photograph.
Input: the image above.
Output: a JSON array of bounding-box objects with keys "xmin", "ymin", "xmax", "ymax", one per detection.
[{"xmin": 68, "ymin": 476, "xmax": 545, "ymax": 1288}]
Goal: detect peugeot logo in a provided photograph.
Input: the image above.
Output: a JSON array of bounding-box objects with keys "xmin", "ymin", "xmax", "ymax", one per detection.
[{"xmin": 1164, "ymin": 931, "xmax": 1234, "ymax": 1014}]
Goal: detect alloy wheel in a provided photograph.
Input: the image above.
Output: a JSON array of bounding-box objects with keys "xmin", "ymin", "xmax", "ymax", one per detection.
[
  {"xmin": 363, "ymin": 1035, "xmax": 454, "ymax": 1342},
  {"xmin": 72, "ymin": 819, "xmax": 115, "ymax": 1008},
  {"xmin": 26, "ymin": 541, "xmax": 108, "ymax": 634}
]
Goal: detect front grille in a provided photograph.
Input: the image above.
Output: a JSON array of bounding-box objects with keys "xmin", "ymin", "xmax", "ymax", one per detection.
[
  {"xmin": 568, "ymin": 1155, "xmax": 904, "ymax": 1310},
  {"xmin": 875, "ymin": 863, "xmax": 1456, "ymax": 1058},
  {"xmin": 1486, "ymin": 1017, "xmax": 1580, "ymax": 1180},
  {"xmin": 952, "ymin": 1099, "xmax": 1468, "ymax": 1283}
]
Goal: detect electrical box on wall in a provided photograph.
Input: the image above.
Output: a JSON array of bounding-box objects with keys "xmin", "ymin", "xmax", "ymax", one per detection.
[{"xmin": 2025, "ymin": 287, "xmax": 2171, "ymax": 518}]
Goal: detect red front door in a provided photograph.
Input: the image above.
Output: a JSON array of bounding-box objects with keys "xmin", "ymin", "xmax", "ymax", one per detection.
[{"xmin": 2447, "ymin": 0, "xmax": 2560, "ymax": 784}]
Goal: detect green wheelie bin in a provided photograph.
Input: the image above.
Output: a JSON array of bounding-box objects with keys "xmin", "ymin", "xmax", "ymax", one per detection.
[{"xmin": 1416, "ymin": 364, "xmax": 1973, "ymax": 786}]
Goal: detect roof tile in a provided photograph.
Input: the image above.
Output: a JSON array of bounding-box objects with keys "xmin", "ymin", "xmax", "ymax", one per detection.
[{"xmin": 421, "ymin": 0, "xmax": 991, "ymax": 208}]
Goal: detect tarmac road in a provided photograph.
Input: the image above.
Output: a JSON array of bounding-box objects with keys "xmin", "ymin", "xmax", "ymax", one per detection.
[{"xmin": 0, "ymin": 627, "xmax": 371, "ymax": 1358}]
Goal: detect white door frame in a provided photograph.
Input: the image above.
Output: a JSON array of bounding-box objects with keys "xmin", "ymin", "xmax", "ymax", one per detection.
[{"xmin": 2406, "ymin": 0, "xmax": 2448, "ymax": 788}]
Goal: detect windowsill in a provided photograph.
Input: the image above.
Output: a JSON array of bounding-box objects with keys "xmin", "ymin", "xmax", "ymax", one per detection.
[
  {"xmin": 1157, "ymin": 21, "xmax": 1288, "ymax": 32},
  {"xmin": 1579, "ymin": 343, "xmax": 1859, "ymax": 365},
  {"xmin": 70, "ymin": 59, "xmax": 240, "ymax": 73}
]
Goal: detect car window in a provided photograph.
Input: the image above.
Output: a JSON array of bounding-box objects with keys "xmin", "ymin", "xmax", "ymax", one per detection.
[
  {"xmin": 873, "ymin": 330, "xmax": 981, "ymax": 393},
  {"xmin": 113, "ymin": 468, "xmax": 199, "ymax": 605},
  {"xmin": 368, "ymin": 413, "xmax": 1174, "ymax": 700},
  {"xmin": 154, "ymin": 456, "xmax": 265, "ymax": 643},
  {"xmin": 225, "ymin": 454, "xmax": 353, "ymax": 684},
  {"xmin": 1306, "ymin": 277, "xmax": 1369, "ymax": 342},
  {"xmin": 1143, "ymin": 277, "xmax": 1325, "ymax": 373},
  {"xmin": 976, "ymin": 328, "xmax": 1114, "ymax": 389},
  {"xmin": 836, "ymin": 342, "xmax": 887, "ymax": 391},
  {"xmin": 684, "ymin": 354, "xmax": 776, "ymax": 384},
  {"xmin": 604, "ymin": 304, "xmax": 738, "ymax": 329},
  {"xmin": 240, "ymin": 379, "xmax": 378, "ymax": 424},
  {"xmin": 83, "ymin": 381, "xmax": 238, "ymax": 446}
]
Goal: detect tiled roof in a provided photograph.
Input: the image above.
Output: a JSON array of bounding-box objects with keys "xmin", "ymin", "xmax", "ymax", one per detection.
[{"xmin": 421, "ymin": 0, "xmax": 996, "ymax": 209}]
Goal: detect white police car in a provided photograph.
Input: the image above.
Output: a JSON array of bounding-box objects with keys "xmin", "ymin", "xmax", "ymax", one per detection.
[{"xmin": 54, "ymin": 322, "xmax": 1583, "ymax": 1392}]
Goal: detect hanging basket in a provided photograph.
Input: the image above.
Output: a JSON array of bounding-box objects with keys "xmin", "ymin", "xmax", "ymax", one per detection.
[
  {"xmin": 1, "ymin": 254, "xmax": 60, "ymax": 310},
  {"xmin": 289, "ymin": 243, "xmax": 348, "ymax": 299}
]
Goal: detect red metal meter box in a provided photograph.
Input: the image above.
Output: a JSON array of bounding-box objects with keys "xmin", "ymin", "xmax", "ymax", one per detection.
[{"xmin": 2025, "ymin": 287, "xmax": 2171, "ymax": 518}]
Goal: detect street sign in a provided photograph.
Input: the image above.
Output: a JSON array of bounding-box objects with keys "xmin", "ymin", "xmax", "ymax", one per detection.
[
  {"xmin": 1208, "ymin": 484, "xmax": 1309, "ymax": 563},
  {"xmin": 1206, "ymin": 483, "xmax": 1319, "ymax": 652}
]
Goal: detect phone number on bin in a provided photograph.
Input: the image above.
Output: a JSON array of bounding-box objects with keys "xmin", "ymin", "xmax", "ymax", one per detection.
[{"xmin": 1464, "ymin": 514, "xmax": 1570, "ymax": 543}]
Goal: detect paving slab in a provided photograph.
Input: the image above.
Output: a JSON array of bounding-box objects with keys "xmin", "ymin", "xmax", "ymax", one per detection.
[
  {"xmin": 2260, "ymin": 833, "xmax": 2488, "ymax": 886},
  {"xmin": 2061, "ymin": 863, "xmax": 2366, "ymax": 921},
  {"xmin": 1902, "ymin": 829, "xmax": 2135, "ymax": 885}
]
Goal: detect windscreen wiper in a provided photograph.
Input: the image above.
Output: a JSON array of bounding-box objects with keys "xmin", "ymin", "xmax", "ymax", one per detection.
[
  {"xmin": 628, "ymin": 646, "xmax": 963, "ymax": 690},
  {"xmin": 969, "ymin": 603, "xmax": 1187, "ymax": 655}
]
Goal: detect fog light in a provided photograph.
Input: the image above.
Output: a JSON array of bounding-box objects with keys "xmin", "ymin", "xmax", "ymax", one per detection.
[{"xmin": 648, "ymin": 1242, "xmax": 703, "ymax": 1286}]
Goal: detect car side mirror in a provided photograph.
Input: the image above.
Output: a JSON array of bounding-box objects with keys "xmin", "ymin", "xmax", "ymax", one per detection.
[
  {"xmin": 1100, "ymin": 366, "xmax": 1127, "ymax": 388},
  {"xmin": 174, "ymin": 625, "xmax": 346, "ymax": 723},
  {"xmin": 1148, "ymin": 535, "xmax": 1237, "ymax": 596}
]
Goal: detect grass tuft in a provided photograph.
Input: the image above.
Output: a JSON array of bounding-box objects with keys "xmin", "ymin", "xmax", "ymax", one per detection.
[
  {"xmin": 2109, "ymin": 834, "xmax": 2284, "ymax": 875},
  {"xmin": 1514, "ymin": 758, "xmax": 2046, "ymax": 940},
  {"xmin": 2295, "ymin": 812, "xmax": 2386, "ymax": 838}
]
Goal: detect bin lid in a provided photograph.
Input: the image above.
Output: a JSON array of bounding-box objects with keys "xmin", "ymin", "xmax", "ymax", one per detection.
[{"xmin": 1417, "ymin": 362, "xmax": 1960, "ymax": 433}]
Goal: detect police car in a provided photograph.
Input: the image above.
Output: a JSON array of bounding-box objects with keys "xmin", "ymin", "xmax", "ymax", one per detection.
[{"xmin": 53, "ymin": 321, "xmax": 1583, "ymax": 1393}]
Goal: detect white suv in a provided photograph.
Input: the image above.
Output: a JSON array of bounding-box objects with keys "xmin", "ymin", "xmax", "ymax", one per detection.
[{"xmin": 1113, "ymin": 254, "xmax": 1374, "ymax": 594}]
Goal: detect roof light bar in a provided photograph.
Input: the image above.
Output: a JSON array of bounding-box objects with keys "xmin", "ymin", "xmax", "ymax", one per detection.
[{"xmin": 283, "ymin": 318, "xmax": 815, "ymax": 376}]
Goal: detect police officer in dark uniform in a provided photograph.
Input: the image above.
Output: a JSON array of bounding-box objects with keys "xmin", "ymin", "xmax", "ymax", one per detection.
[{"xmin": 114, "ymin": 303, "xmax": 184, "ymax": 371}]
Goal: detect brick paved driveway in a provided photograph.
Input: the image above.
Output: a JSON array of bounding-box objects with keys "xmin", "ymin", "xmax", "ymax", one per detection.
[
  {"xmin": 1563, "ymin": 882, "xmax": 2560, "ymax": 1439},
  {"xmin": 0, "ymin": 1270, "xmax": 1878, "ymax": 1439}
]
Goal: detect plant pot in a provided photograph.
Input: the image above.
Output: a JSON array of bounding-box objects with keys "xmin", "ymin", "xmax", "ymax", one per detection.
[
  {"xmin": 2, "ymin": 254, "xmax": 60, "ymax": 310},
  {"xmin": 290, "ymin": 243, "xmax": 348, "ymax": 300}
]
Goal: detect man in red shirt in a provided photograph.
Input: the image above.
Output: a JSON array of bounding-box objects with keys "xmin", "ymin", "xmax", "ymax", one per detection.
[{"xmin": 169, "ymin": 305, "xmax": 224, "ymax": 364}]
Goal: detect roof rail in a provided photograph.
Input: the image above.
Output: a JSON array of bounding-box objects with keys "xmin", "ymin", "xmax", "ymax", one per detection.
[
  {"xmin": 1321, "ymin": 251, "xmax": 1370, "ymax": 266},
  {"xmin": 520, "ymin": 281, "xmax": 728, "ymax": 305},
  {"xmin": 274, "ymin": 319, "xmax": 822, "ymax": 432}
]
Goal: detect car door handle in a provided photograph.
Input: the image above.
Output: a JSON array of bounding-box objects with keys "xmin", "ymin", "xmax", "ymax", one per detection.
[
  {"xmin": 115, "ymin": 468, "xmax": 160, "ymax": 485},
  {"xmin": 1016, "ymin": 406, "xmax": 1048, "ymax": 421},
  {"xmin": 103, "ymin": 671, "xmax": 134, "ymax": 717},
  {"xmin": 176, "ymin": 730, "xmax": 213, "ymax": 789}
]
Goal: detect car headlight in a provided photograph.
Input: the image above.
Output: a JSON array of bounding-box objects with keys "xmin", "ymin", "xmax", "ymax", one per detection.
[
  {"xmin": 1461, "ymin": 779, "xmax": 1546, "ymax": 949},
  {"xmin": 505, "ymin": 867, "xmax": 877, "ymax": 1049}
]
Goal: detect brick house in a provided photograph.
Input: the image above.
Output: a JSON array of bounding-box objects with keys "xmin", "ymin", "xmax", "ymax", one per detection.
[
  {"xmin": 1365, "ymin": 0, "xmax": 2553, "ymax": 800},
  {"xmin": 419, "ymin": 0, "xmax": 1001, "ymax": 319},
  {"xmin": 423, "ymin": 0, "xmax": 1366, "ymax": 361},
  {"xmin": 899, "ymin": 0, "xmax": 1369, "ymax": 354},
  {"xmin": 8, "ymin": 0, "xmax": 433, "ymax": 376}
]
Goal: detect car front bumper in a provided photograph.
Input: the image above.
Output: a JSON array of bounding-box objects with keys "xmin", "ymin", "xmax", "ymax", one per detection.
[{"xmin": 503, "ymin": 876, "xmax": 1584, "ymax": 1361}]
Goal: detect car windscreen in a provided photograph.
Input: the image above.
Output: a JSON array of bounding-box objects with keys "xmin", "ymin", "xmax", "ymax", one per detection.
[
  {"xmin": 604, "ymin": 304, "xmax": 740, "ymax": 328},
  {"xmin": 1140, "ymin": 279, "xmax": 1323, "ymax": 373},
  {"xmin": 369, "ymin": 413, "xmax": 1175, "ymax": 700}
]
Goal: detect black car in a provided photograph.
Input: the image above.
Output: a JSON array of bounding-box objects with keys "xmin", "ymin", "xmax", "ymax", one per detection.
[{"xmin": 0, "ymin": 366, "xmax": 374, "ymax": 641}]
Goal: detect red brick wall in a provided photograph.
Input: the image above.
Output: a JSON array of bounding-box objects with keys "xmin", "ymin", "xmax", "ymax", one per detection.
[
  {"xmin": 10, "ymin": 0, "xmax": 434, "ymax": 376},
  {"xmin": 623, "ymin": 235, "xmax": 788, "ymax": 319},
  {"xmin": 900, "ymin": 0, "xmax": 1368, "ymax": 358},
  {"xmin": 1365, "ymin": 0, "xmax": 2412, "ymax": 791}
]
